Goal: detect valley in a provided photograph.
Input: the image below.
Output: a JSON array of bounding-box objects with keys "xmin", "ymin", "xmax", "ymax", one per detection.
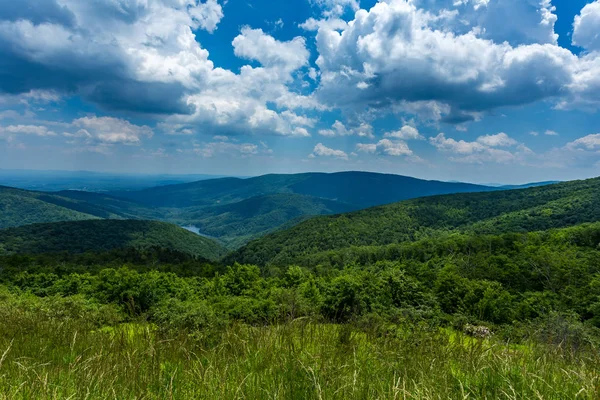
[{"xmin": 1, "ymin": 171, "xmax": 599, "ymax": 399}]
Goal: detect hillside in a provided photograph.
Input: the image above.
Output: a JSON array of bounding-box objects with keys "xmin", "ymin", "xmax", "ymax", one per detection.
[
  {"xmin": 0, "ymin": 220, "xmax": 227, "ymax": 261},
  {"xmin": 173, "ymin": 193, "xmax": 358, "ymax": 248},
  {"xmin": 0, "ymin": 186, "xmax": 166, "ymax": 229},
  {"xmin": 228, "ymin": 177, "xmax": 600, "ymax": 266},
  {"xmin": 111, "ymin": 171, "xmax": 495, "ymax": 209},
  {"xmin": 0, "ymin": 186, "xmax": 102, "ymax": 229},
  {"xmin": 55, "ymin": 190, "xmax": 164, "ymax": 220}
]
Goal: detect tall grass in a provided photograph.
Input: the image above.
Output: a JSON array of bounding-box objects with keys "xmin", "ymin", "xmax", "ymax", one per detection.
[{"xmin": 1, "ymin": 304, "xmax": 599, "ymax": 400}]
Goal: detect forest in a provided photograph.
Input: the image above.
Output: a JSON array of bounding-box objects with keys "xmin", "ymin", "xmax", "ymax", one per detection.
[{"xmin": 1, "ymin": 177, "xmax": 600, "ymax": 398}]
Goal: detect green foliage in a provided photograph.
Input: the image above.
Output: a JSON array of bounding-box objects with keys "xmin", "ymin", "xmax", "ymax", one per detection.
[
  {"xmin": 0, "ymin": 186, "xmax": 101, "ymax": 229},
  {"xmin": 0, "ymin": 220, "xmax": 227, "ymax": 261},
  {"xmin": 1, "ymin": 313, "xmax": 600, "ymax": 399},
  {"xmin": 1, "ymin": 171, "xmax": 499, "ymax": 248},
  {"xmin": 2, "ymin": 175, "xmax": 600, "ymax": 397},
  {"xmin": 229, "ymin": 177, "xmax": 600, "ymax": 265},
  {"xmin": 173, "ymin": 193, "xmax": 358, "ymax": 248}
]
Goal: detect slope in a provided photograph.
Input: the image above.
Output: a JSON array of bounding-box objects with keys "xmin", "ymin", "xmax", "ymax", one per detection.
[
  {"xmin": 173, "ymin": 193, "xmax": 358, "ymax": 248},
  {"xmin": 0, "ymin": 220, "xmax": 227, "ymax": 261},
  {"xmin": 0, "ymin": 186, "xmax": 101, "ymax": 229},
  {"xmin": 110, "ymin": 171, "xmax": 495, "ymax": 209},
  {"xmin": 228, "ymin": 177, "xmax": 600, "ymax": 266},
  {"xmin": 0, "ymin": 186, "xmax": 166, "ymax": 229}
]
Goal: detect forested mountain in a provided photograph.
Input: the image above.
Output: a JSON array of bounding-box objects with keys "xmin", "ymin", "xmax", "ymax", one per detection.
[
  {"xmin": 171, "ymin": 193, "xmax": 358, "ymax": 248},
  {"xmin": 0, "ymin": 186, "xmax": 164, "ymax": 229},
  {"xmin": 0, "ymin": 173, "xmax": 569, "ymax": 250},
  {"xmin": 111, "ymin": 171, "xmax": 495, "ymax": 209},
  {"xmin": 229, "ymin": 177, "xmax": 600, "ymax": 266},
  {"xmin": 0, "ymin": 186, "xmax": 102, "ymax": 229},
  {"xmin": 0, "ymin": 220, "xmax": 227, "ymax": 261},
  {"xmin": 2, "ymin": 172, "xmax": 504, "ymax": 248},
  {"xmin": 55, "ymin": 190, "xmax": 162, "ymax": 220}
]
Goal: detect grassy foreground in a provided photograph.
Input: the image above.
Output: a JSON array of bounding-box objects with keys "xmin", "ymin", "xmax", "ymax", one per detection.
[{"xmin": 1, "ymin": 314, "xmax": 599, "ymax": 399}]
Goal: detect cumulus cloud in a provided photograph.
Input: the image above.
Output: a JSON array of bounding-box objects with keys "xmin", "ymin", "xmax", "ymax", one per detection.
[
  {"xmin": 70, "ymin": 116, "xmax": 153, "ymax": 145},
  {"xmin": 310, "ymin": 0, "xmax": 600, "ymax": 122},
  {"xmin": 430, "ymin": 132, "xmax": 529, "ymax": 163},
  {"xmin": 545, "ymin": 130, "xmax": 559, "ymax": 136},
  {"xmin": 310, "ymin": 0, "xmax": 360, "ymax": 17},
  {"xmin": 573, "ymin": 1, "xmax": 600, "ymax": 51},
  {"xmin": 0, "ymin": 124, "xmax": 57, "ymax": 137},
  {"xmin": 356, "ymin": 139, "xmax": 413, "ymax": 156},
  {"xmin": 384, "ymin": 125, "xmax": 423, "ymax": 140},
  {"xmin": 476, "ymin": 132, "xmax": 517, "ymax": 147},
  {"xmin": 233, "ymin": 27, "xmax": 309, "ymax": 72},
  {"xmin": 318, "ymin": 120, "xmax": 374, "ymax": 138},
  {"xmin": 566, "ymin": 133, "xmax": 600, "ymax": 150},
  {"xmin": 430, "ymin": 133, "xmax": 486, "ymax": 154},
  {"xmin": 0, "ymin": 0, "xmax": 222, "ymax": 114},
  {"xmin": 0, "ymin": 0, "xmax": 321, "ymax": 139},
  {"xmin": 309, "ymin": 143, "xmax": 348, "ymax": 159}
]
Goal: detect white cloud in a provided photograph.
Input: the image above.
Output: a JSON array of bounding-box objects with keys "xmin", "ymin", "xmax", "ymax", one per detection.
[
  {"xmin": 310, "ymin": 0, "xmax": 360, "ymax": 17},
  {"xmin": 529, "ymin": 131, "xmax": 539, "ymax": 136},
  {"xmin": 476, "ymin": 132, "xmax": 517, "ymax": 147},
  {"xmin": 71, "ymin": 116, "xmax": 153, "ymax": 145},
  {"xmin": 573, "ymin": 1, "xmax": 600, "ymax": 51},
  {"xmin": 318, "ymin": 120, "xmax": 374, "ymax": 138},
  {"xmin": 309, "ymin": 143, "xmax": 348, "ymax": 159},
  {"xmin": 430, "ymin": 133, "xmax": 486, "ymax": 154},
  {"xmin": 282, "ymin": 110, "xmax": 316, "ymax": 127},
  {"xmin": 0, "ymin": 124, "xmax": 57, "ymax": 137},
  {"xmin": 566, "ymin": 133, "xmax": 600, "ymax": 150},
  {"xmin": 311, "ymin": 0, "xmax": 598, "ymax": 122},
  {"xmin": 357, "ymin": 139, "xmax": 413, "ymax": 157},
  {"xmin": 545, "ymin": 130, "xmax": 559, "ymax": 136},
  {"xmin": 0, "ymin": 0, "xmax": 321, "ymax": 140},
  {"xmin": 232, "ymin": 27, "xmax": 310, "ymax": 72},
  {"xmin": 384, "ymin": 125, "xmax": 423, "ymax": 140},
  {"xmin": 188, "ymin": 0, "xmax": 224, "ymax": 33},
  {"xmin": 292, "ymin": 127, "xmax": 312, "ymax": 137},
  {"xmin": 430, "ymin": 131, "xmax": 528, "ymax": 163}
]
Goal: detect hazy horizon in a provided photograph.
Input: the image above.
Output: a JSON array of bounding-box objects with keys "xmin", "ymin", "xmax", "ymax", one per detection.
[{"xmin": 0, "ymin": 166, "xmax": 579, "ymax": 187}]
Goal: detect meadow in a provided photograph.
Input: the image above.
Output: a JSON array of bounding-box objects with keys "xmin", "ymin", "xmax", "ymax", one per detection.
[{"xmin": 1, "ymin": 289, "xmax": 599, "ymax": 399}]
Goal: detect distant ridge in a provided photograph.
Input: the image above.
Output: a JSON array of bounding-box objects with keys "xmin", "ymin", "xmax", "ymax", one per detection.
[
  {"xmin": 228, "ymin": 177, "xmax": 600, "ymax": 266},
  {"xmin": 110, "ymin": 171, "xmax": 496, "ymax": 209}
]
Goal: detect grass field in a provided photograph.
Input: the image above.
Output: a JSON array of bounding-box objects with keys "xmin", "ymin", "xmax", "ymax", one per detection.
[{"xmin": 1, "ymin": 309, "xmax": 599, "ymax": 399}]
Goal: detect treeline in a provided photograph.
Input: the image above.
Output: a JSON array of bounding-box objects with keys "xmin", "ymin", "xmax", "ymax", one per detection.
[
  {"xmin": 2, "ymin": 222, "xmax": 600, "ymax": 336},
  {"xmin": 229, "ymin": 177, "xmax": 600, "ymax": 265},
  {"xmin": 0, "ymin": 220, "xmax": 227, "ymax": 261}
]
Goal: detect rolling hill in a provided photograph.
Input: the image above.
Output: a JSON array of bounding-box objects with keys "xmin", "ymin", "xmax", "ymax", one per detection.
[
  {"xmin": 0, "ymin": 186, "xmax": 163, "ymax": 229},
  {"xmin": 0, "ymin": 186, "xmax": 102, "ymax": 229},
  {"xmin": 228, "ymin": 177, "xmax": 600, "ymax": 266},
  {"xmin": 110, "ymin": 171, "xmax": 496, "ymax": 209},
  {"xmin": 172, "ymin": 193, "xmax": 358, "ymax": 248},
  {"xmin": 0, "ymin": 172, "xmax": 561, "ymax": 250},
  {"xmin": 0, "ymin": 220, "xmax": 227, "ymax": 261}
]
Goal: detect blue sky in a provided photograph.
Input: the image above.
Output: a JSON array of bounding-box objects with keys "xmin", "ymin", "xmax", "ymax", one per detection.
[{"xmin": 0, "ymin": 0, "xmax": 599, "ymax": 184}]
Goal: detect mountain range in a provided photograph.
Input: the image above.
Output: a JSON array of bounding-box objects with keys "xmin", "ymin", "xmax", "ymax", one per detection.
[
  {"xmin": 1, "ymin": 171, "xmax": 516, "ymax": 247},
  {"xmin": 228, "ymin": 176, "xmax": 600, "ymax": 266},
  {"xmin": 0, "ymin": 173, "xmax": 597, "ymax": 267}
]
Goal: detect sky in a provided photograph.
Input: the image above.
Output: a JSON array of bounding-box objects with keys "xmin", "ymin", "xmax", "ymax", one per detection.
[{"xmin": 0, "ymin": 0, "xmax": 599, "ymax": 184}]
